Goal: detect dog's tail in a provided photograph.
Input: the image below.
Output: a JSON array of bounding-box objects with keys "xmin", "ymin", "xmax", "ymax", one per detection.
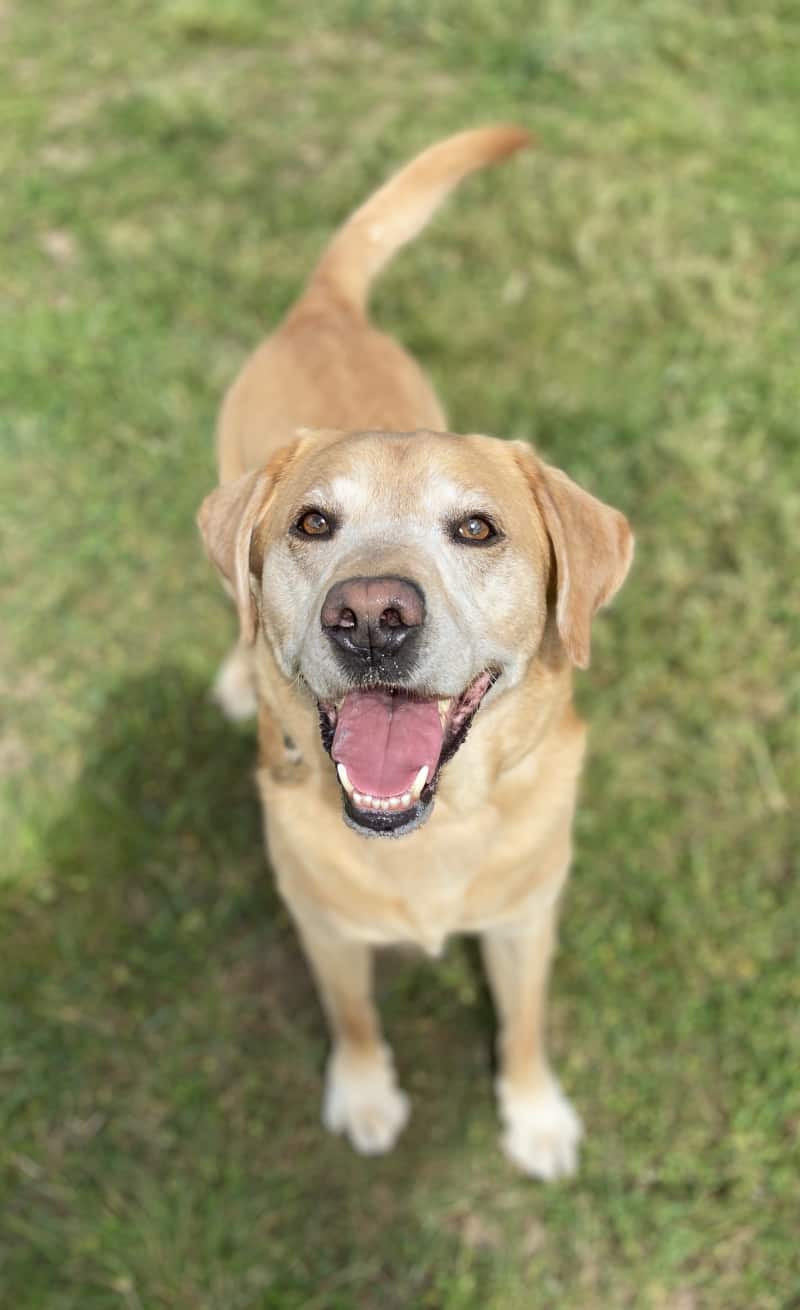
[{"xmin": 306, "ymin": 125, "xmax": 532, "ymax": 313}]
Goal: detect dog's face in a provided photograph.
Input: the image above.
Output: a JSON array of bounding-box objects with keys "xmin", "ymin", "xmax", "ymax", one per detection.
[{"xmin": 199, "ymin": 429, "xmax": 632, "ymax": 837}]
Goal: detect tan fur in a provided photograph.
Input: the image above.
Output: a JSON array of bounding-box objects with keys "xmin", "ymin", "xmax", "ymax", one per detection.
[{"xmin": 197, "ymin": 127, "xmax": 632, "ymax": 1177}]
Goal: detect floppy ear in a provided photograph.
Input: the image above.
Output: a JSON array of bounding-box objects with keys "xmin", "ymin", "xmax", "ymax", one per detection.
[
  {"xmin": 197, "ymin": 441, "xmax": 301, "ymax": 644},
  {"xmin": 197, "ymin": 469, "xmax": 271, "ymax": 643},
  {"xmin": 517, "ymin": 450, "xmax": 634, "ymax": 669}
]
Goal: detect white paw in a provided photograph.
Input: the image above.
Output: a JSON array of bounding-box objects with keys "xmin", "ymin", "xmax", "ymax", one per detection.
[
  {"xmin": 212, "ymin": 648, "xmax": 257, "ymax": 721},
  {"xmin": 323, "ymin": 1046, "xmax": 410, "ymax": 1156},
  {"xmin": 497, "ymin": 1076, "xmax": 583, "ymax": 1180}
]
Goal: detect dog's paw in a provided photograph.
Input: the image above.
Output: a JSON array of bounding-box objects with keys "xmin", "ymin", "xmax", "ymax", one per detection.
[
  {"xmin": 323, "ymin": 1047, "xmax": 410, "ymax": 1156},
  {"xmin": 212, "ymin": 648, "xmax": 257, "ymax": 721},
  {"xmin": 497, "ymin": 1075, "xmax": 583, "ymax": 1181}
]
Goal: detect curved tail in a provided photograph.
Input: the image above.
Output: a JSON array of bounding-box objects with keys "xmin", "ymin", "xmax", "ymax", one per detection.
[{"xmin": 307, "ymin": 125, "xmax": 532, "ymax": 312}]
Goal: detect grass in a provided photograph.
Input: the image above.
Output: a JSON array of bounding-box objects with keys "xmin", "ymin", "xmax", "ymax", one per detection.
[{"xmin": 1, "ymin": 0, "xmax": 799, "ymax": 1305}]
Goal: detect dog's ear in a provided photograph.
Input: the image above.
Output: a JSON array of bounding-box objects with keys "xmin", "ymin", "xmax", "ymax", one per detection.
[
  {"xmin": 197, "ymin": 440, "xmax": 301, "ymax": 644},
  {"xmin": 516, "ymin": 448, "xmax": 634, "ymax": 669}
]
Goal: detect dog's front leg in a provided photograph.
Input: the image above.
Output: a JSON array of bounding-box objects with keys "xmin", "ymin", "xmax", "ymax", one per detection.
[
  {"xmin": 296, "ymin": 922, "xmax": 410, "ymax": 1156},
  {"xmin": 481, "ymin": 906, "xmax": 582, "ymax": 1180}
]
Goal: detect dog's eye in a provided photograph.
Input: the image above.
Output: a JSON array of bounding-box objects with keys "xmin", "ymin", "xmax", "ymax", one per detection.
[
  {"xmin": 454, "ymin": 515, "xmax": 497, "ymax": 545},
  {"xmin": 295, "ymin": 510, "xmax": 333, "ymax": 538}
]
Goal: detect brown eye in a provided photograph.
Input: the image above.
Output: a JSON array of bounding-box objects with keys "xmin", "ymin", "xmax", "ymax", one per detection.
[
  {"xmin": 296, "ymin": 510, "xmax": 332, "ymax": 538},
  {"xmin": 456, "ymin": 515, "xmax": 496, "ymax": 544}
]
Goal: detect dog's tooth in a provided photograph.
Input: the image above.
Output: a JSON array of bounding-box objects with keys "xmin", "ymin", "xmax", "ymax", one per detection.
[
  {"xmin": 353, "ymin": 791, "xmax": 364, "ymax": 806},
  {"xmin": 336, "ymin": 763, "xmax": 352, "ymax": 795},
  {"xmin": 388, "ymin": 797, "xmax": 400, "ymax": 810},
  {"xmin": 410, "ymin": 765, "xmax": 428, "ymax": 800},
  {"xmin": 400, "ymin": 792, "xmax": 412, "ymax": 808}
]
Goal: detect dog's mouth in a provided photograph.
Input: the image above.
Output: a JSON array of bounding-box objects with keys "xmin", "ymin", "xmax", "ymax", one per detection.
[{"xmin": 317, "ymin": 669, "xmax": 499, "ymax": 837}]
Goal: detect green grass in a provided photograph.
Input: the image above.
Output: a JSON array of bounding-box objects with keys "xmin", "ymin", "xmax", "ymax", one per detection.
[{"xmin": 2, "ymin": 0, "xmax": 799, "ymax": 1305}]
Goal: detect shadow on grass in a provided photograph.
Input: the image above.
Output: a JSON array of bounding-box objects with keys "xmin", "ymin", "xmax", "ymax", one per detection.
[
  {"xmin": 46, "ymin": 664, "xmax": 263, "ymax": 884},
  {"xmin": 4, "ymin": 667, "xmax": 497, "ymax": 1307}
]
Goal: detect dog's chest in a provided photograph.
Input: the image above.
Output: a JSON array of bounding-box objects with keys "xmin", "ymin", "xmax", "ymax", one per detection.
[
  {"xmin": 260, "ymin": 699, "xmax": 584, "ymax": 952},
  {"xmin": 382, "ymin": 821, "xmax": 498, "ymax": 955},
  {"xmin": 335, "ymin": 807, "xmax": 507, "ymax": 955},
  {"xmin": 266, "ymin": 781, "xmax": 550, "ymax": 955}
]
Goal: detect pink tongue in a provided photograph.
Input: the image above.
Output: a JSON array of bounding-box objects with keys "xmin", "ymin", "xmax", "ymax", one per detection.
[{"xmin": 332, "ymin": 689, "xmax": 444, "ymax": 798}]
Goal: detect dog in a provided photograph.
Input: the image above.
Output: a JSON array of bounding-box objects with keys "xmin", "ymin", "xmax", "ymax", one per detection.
[{"xmin": 198, "ymin": 126, "xmax": 633, "ymax": 1179}]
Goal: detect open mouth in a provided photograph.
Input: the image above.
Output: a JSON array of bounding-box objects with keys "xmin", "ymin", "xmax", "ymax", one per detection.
[{"xmin": 318, "ymin": 669, "xmax": 499, "ymax": 837}]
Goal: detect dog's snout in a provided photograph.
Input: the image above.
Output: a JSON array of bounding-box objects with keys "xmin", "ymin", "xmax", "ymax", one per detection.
[{"xmin": 321, "ymin": 576, "xmax": 425, "ymax": 669}]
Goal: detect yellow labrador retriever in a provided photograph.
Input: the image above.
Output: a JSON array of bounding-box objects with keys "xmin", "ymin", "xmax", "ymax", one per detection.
[{"xmin": 198, "ymin": 126, "xmax": 633, "ymax": 1179}]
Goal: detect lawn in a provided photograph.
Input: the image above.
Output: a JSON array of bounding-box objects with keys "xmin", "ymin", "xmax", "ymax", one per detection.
[{"xmin": 1, "ymin": 1, "xmax": 799, "ymax": 1306}]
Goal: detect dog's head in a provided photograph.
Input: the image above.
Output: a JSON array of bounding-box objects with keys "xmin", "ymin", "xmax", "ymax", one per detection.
[{"xmin": 198, "ymin": 429, "xmax": 633, "ymax": 837}]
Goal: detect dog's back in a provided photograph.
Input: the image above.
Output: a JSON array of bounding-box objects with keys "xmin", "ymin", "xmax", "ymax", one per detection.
[{"xmin": 216, "ymin": 126, "xmax": 531, "ymax": 482}]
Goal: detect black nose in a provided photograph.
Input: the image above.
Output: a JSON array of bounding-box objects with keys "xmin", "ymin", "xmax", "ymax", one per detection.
[{"xmin": 321, "ymin": 576, "xmax": 425, "ymax": 672}]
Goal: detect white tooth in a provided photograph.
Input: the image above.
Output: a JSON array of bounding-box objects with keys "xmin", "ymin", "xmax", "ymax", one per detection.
[
  {"xmin": 336, "ymin": 764, "xmax": 352, "ymax": 794},
  {"xmin": 438, "ymin": 698, "xmax": 452, "ymax": 716},
  {"xmin": 353, "ymin": 791, "xmax": 364, "ymax": 806},
  {"xmin": 400, "ymin": 792, "xmax": 412, "ymax": 808},
  {"xmin": 410, "ymin": 765, "xmax": 428, "ymax": 799},
  {"xmin": 370, "ymin": 796, "xmax": 381, "ymax": 810},
  {"xmin": 389, "ymin": 797, "xmax": 400, "ymax": 810}
]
